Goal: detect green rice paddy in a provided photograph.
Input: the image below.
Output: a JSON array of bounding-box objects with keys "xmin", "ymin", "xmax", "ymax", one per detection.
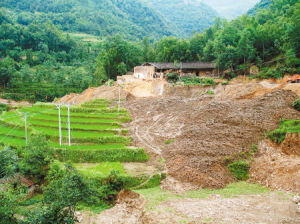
[{"xmin": 0, "ymin": 99, "xmax": 160, "ymax": 188}]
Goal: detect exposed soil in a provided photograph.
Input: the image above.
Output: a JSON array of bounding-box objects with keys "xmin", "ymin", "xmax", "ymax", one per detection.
[
  {"xmin": 250, "ymin": 139, "xmax": 300, "ymax": 192},
  {"xmin": 79, "ymin": 190, "xmax": 299, "ymax": 224},
  {"xmin": 0, "ymin": 97, "xmax": 31, "ymax": 107},
  {"xmin": 57, "ymin": 85, "xmax": 129, "ymax": 104},
  {"xmin": 149, "ymin": 193, "xmax": 299, "ymax": 224},
  {"xmin": 70, "ymin": 79, "xmax": 300, "ymax": 223},
  {"xmin": 124, "ymin": 88, "xmax": 299, "ymax": 190}
]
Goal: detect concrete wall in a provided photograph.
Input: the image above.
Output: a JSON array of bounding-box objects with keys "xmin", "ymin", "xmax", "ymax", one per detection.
[{"xmin": 134, "ymin": 66, "xmax": 155, "ymax": 79}]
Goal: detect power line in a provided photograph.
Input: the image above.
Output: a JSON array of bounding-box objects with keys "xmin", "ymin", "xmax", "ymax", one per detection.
[{"xmin": 0, "ymin": 124, "xmax": 20, "ymax": 144}]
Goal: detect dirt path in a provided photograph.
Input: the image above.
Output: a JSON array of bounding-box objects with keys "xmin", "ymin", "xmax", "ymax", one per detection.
[
  {"xmin": 150, "ymin": 193, "xmax": 299, "ymax": 224},
  {"xmin": 79, "ymin": 189, "xmax": 299, "ymax": 224}
]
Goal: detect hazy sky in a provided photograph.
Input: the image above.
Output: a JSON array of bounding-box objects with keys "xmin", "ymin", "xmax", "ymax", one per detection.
[{"xmin": 201, "ymin": 0, "xmax": 260, "ymax": 19}]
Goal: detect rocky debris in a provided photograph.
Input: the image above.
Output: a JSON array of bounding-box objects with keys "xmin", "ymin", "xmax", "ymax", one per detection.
[
  {"xmin": 85, "ymin": 190, "xmax": 148, "ymax": 224},
  {"xmin": 58, "ymin": 85, "xmax": 128, "ymax": 104},
  {"xmin": 75, "ymin": 212, "xmax": 83, "ymax": 223},
  {"xmin": 124, "ymin": 89, "xmax": 300, "ymax": 189},
  {"xmin": 294, "ymin": 195, "xmax": 300, "ymax": 216},
  {"xmin": 27, "ymin": 184, "xmax": 42, "ymax": 199},
  {"xmin": 282, "ymin": 133, "xmax": 300, "ymax": 156},
  {"xmin": 250, "ymin": 140, "xmax": 300, "ymax": 193}
]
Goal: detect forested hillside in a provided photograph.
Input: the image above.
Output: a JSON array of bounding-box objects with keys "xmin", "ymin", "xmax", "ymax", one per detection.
[
  {"xmin": 0, "ymin": 0, "xmax": 174, "ymax": 41},
  {"xmin": 142, "ymin": 0, "xmax": 218, "ymax": 37},
  {"xmin": 0, "ymin": 8, "xmax": 99, "ymax": 102},
  {"xmin": 0, "ymin": 0, "xmax": 299, "ymax": 102},
  {"xmin": 248, "ymin": 0, "xmax": 272, "ymax": 16},
  {"xmin": 97, "ymin": 0, "xmax": 300, "ymax": 79}
]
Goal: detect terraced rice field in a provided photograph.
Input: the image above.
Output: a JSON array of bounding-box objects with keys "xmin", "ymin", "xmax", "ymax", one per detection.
[{"xmin": 0, "ymin": 99, "xmax": 161, "ymax": 188}]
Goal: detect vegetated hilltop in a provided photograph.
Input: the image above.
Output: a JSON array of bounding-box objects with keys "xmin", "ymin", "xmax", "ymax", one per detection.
[
  {"xmin": 248, "ymin": 0, "xmax": 272, "ymax": 16},
  {"xmin": 201, "ymin": 0, "xmax": 259, "ymax": 19},
  {"xmin": 142, "ymin": 0, "xmax": 218, "ymax": 38},
  {"xmin": 0, "ymin": 0, "xmax": 174, "ymax": 41}
]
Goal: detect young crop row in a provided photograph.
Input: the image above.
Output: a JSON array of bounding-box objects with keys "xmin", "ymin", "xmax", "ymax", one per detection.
[
  {"xmin": 20, "ymin": 107, "xmax": 126, "ymax": 119},
  {"xmin": 28, "ymin": 119, "xmax": 121, "ymax": 131},
  {"xmin": 55, "ymin": 147, "xmax": 149, "ymax": 163}
]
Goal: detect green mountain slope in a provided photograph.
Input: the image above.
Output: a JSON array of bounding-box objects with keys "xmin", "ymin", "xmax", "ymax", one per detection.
[
  {"xmin": 141, "ymin": 0, "xmax": 218, "ymax": 38},
  {"xmin": 248, "ymin": 0, "xmax": 272, "ymax": 16},
  {"xmin": 0, "ymin": 0, "xmax": 175, "ymax": 41}
]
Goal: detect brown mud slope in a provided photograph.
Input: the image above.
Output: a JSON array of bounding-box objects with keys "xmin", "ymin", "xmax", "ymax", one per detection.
[
  {"xmin": 124, "ymin": 89, "xmax": 300, "ymax": 189},
  {"xmin": 57, "ymin": 85, "xmax": 129, "ymax": 104},
  {"xmin": 250, "ymin": 139, "xmax": 300, "ymax": 193}
]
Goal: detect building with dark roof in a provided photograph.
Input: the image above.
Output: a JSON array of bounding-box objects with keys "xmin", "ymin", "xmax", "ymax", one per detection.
[{"xmin": 134, "ymin": 62, "xmax": 216, "ymax": 80}]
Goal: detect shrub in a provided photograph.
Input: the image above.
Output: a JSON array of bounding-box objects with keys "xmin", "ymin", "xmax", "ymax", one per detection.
[
  {"xmin": 204, "ymin": 78, "xmax": 216, "ymax": 86},
  {"xmin": 268, "ymin": 129, "xmax": 286, "ymax": 144},
  {"xmin": 221, "ymin": 81, "xmax": 229, "ymax": 85},
  {"xmin": 22, "ymin": 164, "xmax": 100, "ymax": 224},
  {"xmin": 206, "ymin": 90, "xmax": 214, "ymax": 95},
  {"xmin": 164, "ymin": 139, "xmax": 174, "ymax": 144},
  {"xmin": 167, "ymin": 73, "xmax": 179, "ymax": 82},
  {"xmin": 19, "ymin": 135, "xmax": 55, "ymax": 183},
  {"xmin": 293, "ymin": 98, "xmax": 300, "ymax": 111},
  {"xmin": 0, "ymin": 190, "xmax": 19, "ymax": 224},
  {"xmin": 227, "ymin": 160, "xmax": 250, "ymax": 180},
  {"xmin": 0, "ymin": 147, "xmax": 19, "ymax": 179},
  {"xmin": 251, "ymin": 144, "xmax": 257, "ymax": 153},
  {"xmin": 105, "ymin": 79, "xmax": 115, "ymax": 87},
  {"xmin": 121, "ymin": 129, "xmax": 128, "ymax": 135}
]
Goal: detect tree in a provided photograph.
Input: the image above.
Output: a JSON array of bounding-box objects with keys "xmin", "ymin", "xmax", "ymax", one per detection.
[
  {"xmin": 0, "ymin": 57, "xmax": 16, "ymax": 88},
  {"xmin": 142, "ymin": 37, "xmax": 155, "ymax": 62},
  {"xmin": 0, "ymin": 189, "xmax": 19, "ymax": 224},
  {"xmin": 22, "ymin": 163, "xmax": 100, "ymax": 224},
  {"xmin": 0, "ymin": 147, "xmax": 19, "ymax": 179},
  {"xmin": 95, "ymin": 35, "xmax": 142, "ymax": 80},
  {"xmin": 237, "ymin": 29, "xmax": 256, "ymax": 64},
  {"xmin": 19, "ymin": 135, "xmax": 54, "ymax": 183}
]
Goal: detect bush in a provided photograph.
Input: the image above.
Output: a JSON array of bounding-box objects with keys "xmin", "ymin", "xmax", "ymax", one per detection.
[
  {"xmin": 22, "ymin": 164, "xmax": 99, "ymax": 224},
  {"xmin": 222, "ymin": 81, "xmax": 229, "ymax": 85},
  {"xmin": 206, "ymin": 90, "xmax": 214, "ymax": 95},
  {"xmin": 105, "ymin": 79, "xmax": 115, "ymax": 87},
  {"xmin": 268, "ymin": 129, "xmax": 286, "ymax": 144},
  {"xmin": 204, "ymin": 78, "xmax": 216, "ymax": 86},
  {"xmin": 19, "ymin": 135, "xmax": 55, "ymax": 183},
  {"xmin": 228, "ymin": 160, "xmax": 250, "ymax": 180},
  {"xmin": 0, "ymin": 147, "xmax": 19, "ymax": 179},
  {"xmin": 164, "ymin": 139, "xmax": 174, "ymax": 144},
  {"xmin": 0, "ymin": 190, "xmax": 19, "ymax": 224},
  {"xmin": 293, "ymin": 98, "xmax": 300, "ymax": 111},
  {"xmin": 167, "ymin": 73, "xmax": 179, "ymax": 82}
]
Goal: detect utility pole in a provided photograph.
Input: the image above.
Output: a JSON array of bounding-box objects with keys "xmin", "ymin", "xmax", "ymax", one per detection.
[
  {"xmin": 55, "ymin": 104, "xmax": 62, "ymax": 146},
  {"xmin": 68, "ymin": 104, "xmax": 71, "ymax": 146},
  {"xmin": 118, "ymin": 86, "xmax": 121, "ymax": 112},
  {"xmin": 25, "ymin": 112, "xmax": 28, "ymax": 145}
]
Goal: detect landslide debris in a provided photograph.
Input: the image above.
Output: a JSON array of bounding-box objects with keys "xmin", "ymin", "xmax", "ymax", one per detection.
[
  {"xmin": 124, "ymin": 89, "xmax": 299, "ymax": 189},
  {"xmin": 250, "ymin": 138, "xmax": 300, "ymax": 193}
]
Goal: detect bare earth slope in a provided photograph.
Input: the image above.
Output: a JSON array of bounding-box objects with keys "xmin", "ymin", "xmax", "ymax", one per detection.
[{"xmin": 124, "ymin": 88, "xmax": 299, "ymax": 189}]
